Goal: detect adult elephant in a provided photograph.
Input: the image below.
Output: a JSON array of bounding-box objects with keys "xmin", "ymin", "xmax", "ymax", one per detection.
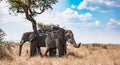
[
  {"xmin": 19, "ymin": 30, "xmax": 57, "ymax": 57},
  {"xmin": 44, "ymin": 28, "xmax": 81, "ymax": 57}
]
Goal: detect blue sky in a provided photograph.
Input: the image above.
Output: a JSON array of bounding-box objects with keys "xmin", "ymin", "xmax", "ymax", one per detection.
[{"xmin": 0, "ymin": 0, "xmax": 120, "ymax": 43}]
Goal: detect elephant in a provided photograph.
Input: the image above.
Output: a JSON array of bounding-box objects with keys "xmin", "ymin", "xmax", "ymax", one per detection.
[
  {"xmin": 44, "ymin": 28, "xmax": 81, "ymax": 57},
  {"xmin": 19, "ymin": 32, "xmax": 42, "ymax": 57},
  {"xmin": 19, "ymin": 28, "xmax": 60, "ymax": 57},
  {"xmin": 65, "ymin": 30, "xmax": 81, "ymax": 48},
  {"xmin": 44, "ymin": 28, "xmax": 65, "ymax": 57}
]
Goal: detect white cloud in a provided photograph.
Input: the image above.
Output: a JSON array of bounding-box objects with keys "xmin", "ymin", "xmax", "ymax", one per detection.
[
  {"xmin": 78, "ymin": 13, "xmax": 92, "ymax": 21},
  {"xmin": 106, "ymin": 18, "xmax": 120, "ymax": 30},
  {"xmin": 77, "ymin": 0, "xmax": 120, "ymax": 12},
  {"xmin": 104, "ymin": 0, "xmax": 120, "ymax": 7},
  {"xmin": 77, "ymin": 0, "xmax": 87, "ymax": 9},
  {"xmin": 95, "ymin": 20, "xmax": 100, "ymax": 26},
  {"xmin": 71, "ymin": 4, "xmax": 76, "ymax": 9},
  {"xmin": 61, "ymin": 8, "xmax": 93, "ymax": 22},
  {"xmin": 83, "ymin": 20, "xmax": 100, "ymax": 27},
  {"xmin": 61, "ymin": 8, "xmax": 78, "ymax": 19},
  {"xmin": 0, "ymin": 1, "xmax": 9, "ymax": 14},
  {"xmin": 0, "ymin": 14, "xmax": 26, "ymax": 24}
]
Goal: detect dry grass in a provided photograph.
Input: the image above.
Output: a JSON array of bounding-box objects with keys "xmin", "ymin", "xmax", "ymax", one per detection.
[{"xmin": 0, "ymin": 43, "xmax": 120, "ymax": 65}]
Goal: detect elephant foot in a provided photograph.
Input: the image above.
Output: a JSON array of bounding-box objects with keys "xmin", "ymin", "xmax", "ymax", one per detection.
[
  {"xmin": 49, "ymin": 48, "xmax": 56, "ymax": 57},
  {"xmin": 39, "ymin": 54, "xmax": 43, "ymax": 57},
  {"xmin": 43, "ymin": 54, "xmax": 49, "ymax": 57},
  {"xmin": 58, "ymin": 54, "xmax": 64, "ymax": 57},
  {"xmin": 58, "ymin": 53, "xmax": 65, "ymax": 57}
]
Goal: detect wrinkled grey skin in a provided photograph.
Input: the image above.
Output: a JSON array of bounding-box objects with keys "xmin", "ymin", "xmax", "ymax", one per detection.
[
  {"xmin": 65, "ymin": 30, "xmax": 81, "ymax": 48},
  {"xmin": 19, "ymin": 31, "xmax": 55, "ymax": 57},
  {"xmin": 44, "ymin": 28, "xmax": 66, "ymax": 57},
  {"xmin": 19, "ymin": 32, "xmax": 32, "ymax": 56},
  {"xmin": 44, "ymin": 29, "xmax": 81, "ymax": 57}
]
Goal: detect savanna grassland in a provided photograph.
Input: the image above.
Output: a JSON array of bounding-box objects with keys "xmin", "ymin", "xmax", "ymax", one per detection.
[{"xmin": 0, "ymin": 42, "xmax": 120, "ymax": 65}]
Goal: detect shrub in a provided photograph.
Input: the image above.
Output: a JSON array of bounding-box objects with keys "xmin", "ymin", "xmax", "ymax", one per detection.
[
  {"xmin": 92, "ymin": 43, "xmax": 101, "ymax": 47},
  {"xmin": 0, "ymin": 28, "xmax": 6, "ymax": 41},
  {"xmin": 0, "ymin": 42, "xmax": 13, "ymax": 60},
  {"xmin": 37, "ymin": 23, "xmax": 60, "ymax": 31}
]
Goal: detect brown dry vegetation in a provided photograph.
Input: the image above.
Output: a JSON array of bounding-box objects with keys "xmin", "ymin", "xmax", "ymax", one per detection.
[{"xmin": 0, "ymin": 42, "xmax": 120, "ymax": 65}]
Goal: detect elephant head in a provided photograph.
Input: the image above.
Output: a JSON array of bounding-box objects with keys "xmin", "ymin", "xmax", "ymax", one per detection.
[
  {"xmin": 19, "ymin": 32, "xmax": 32, "ymax": 56},
  {"xmin": 65, "ymin": 30, "xmax": 81, "ymax": 48},
  {"xmin": 20, "ymin": 32, "xmax": 32, "ymax": 44}
]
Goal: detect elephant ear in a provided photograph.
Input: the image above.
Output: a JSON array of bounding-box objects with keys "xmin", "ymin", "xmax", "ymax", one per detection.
[
  {"xmin": 65, "ymin": 30, "xmax": 70, "ymax": 40},
  {"xmin": 29, "ymin": 33, "xmax": 35, "ymax": 42}
]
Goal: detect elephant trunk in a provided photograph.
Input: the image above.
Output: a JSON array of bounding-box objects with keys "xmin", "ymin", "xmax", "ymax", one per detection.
[
  {"xmin": 73, "ymin": 43, "xmax": 81, "ymax": 48},
  {"xmin": 19, "ymin": 45, "xmax": 22, "ymax": 56},
  {"xmin": 19, "ymin": 40, "xmax": 24, "ymax": 56},
  {"xmin": 70, "ymin": 38, "xmax": 81, "ymax": 48}
]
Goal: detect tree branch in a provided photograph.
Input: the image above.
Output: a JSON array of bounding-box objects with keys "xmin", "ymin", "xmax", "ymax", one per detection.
[{"xmin": 33, "ymin": 5, "xmax": 45, "ymax": 14}]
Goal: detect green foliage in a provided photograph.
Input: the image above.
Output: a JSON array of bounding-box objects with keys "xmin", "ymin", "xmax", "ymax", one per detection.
[
  {"xmin": 0, "ymin": 28, "xmax": 6, "ymax": 41},
  {"xmin": 92, "ymin": 43, "xmax": 101, "ymax": 47},
  {"xmin": 7, "ymin": 0, "xmax": 58, "ymax": 16},
  {"xmin": 9, "ymin": 0, "xmax": 19, "ymax": 8},
  {"xmin": 38, "ymin": 23, "xmax": 59, "ymax": 31}
]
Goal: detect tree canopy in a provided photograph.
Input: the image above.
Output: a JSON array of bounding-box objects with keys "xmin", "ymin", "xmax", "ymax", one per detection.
[{"xmin": 8, "ymin": 0, "xmax": 58, "ymax": 16}]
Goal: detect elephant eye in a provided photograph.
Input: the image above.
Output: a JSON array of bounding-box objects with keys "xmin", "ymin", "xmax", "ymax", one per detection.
[{"xmin": 67, "ymin": 35, "xmax": 70, "ymax": 38}]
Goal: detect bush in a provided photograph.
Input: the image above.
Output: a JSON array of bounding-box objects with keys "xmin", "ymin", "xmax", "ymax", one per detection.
[
  {"xmin": 0, "ymin": 42, "xmax": 13, "ymax": 60},
  {"xmin": 92, "ymin": 43, "xmax": 101, "ymax": 47},
  {"xmin": 0, "ymin": 28, "xmax": 6, "ymax": 41}
]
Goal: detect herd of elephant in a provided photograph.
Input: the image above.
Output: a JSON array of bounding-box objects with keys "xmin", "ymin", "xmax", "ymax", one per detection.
[{"xmin": 19, "ymin": 27, "xmax": 81, "ymax": 57}]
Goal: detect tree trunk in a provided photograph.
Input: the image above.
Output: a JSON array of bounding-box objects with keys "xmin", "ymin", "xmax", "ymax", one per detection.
[
  {"xmin": 31, "ymin": 19, "xmax": 39, "ymax": 37},
  {"xmin": 23, "ymin": 5, "xmax": 39, "ymax": 57},
  {"xmin": 23, "ymin": 5, "xmax": 39, "ymax": 37}
]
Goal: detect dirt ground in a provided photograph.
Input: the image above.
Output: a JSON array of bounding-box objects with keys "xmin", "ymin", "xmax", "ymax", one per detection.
[{"xmin": 0, "ymin": 43, "xmax": 120, "ymax": 65}]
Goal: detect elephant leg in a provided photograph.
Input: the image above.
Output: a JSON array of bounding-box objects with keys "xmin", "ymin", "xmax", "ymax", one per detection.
[
  {"xmin": 58, "ymin": 46, "xmax": 63, "ymax": 57},
  {"xmin": 49, "ymin": 48, "xmax": 56, "ymax": 57},
  {"xmin": 19, "ymin": 42, "xmax": 24, "ymax": 56},
  {"xmin": 49, "ymin": 48, "xmax": 53, "ymax": 57},
  {"xmin": 30, "ymin": 39, "xmax": 37, "ymax": 57},
  {"xmin": 37, "ymin": 46, "xmax": 43, "ymax": 57},
  {"xmin": 56, "ymin": 39, "xmax": 64, "ymax": 57},
  {"xmin": 63, "ymin": 44, "xmax": 67, "ymax": 55},
  {"xmin": 52, "ymin": 48, "xmax": 56, "ymax": 56}
]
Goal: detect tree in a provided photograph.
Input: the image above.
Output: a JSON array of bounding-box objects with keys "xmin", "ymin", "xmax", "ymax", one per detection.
[
  {"xmin": 0, "ymin": 28, "xmax": 6, "ymax": 41},
  {"xmin": 7, "ymin": 0, "xmax": 58, "ymax": 37}
]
